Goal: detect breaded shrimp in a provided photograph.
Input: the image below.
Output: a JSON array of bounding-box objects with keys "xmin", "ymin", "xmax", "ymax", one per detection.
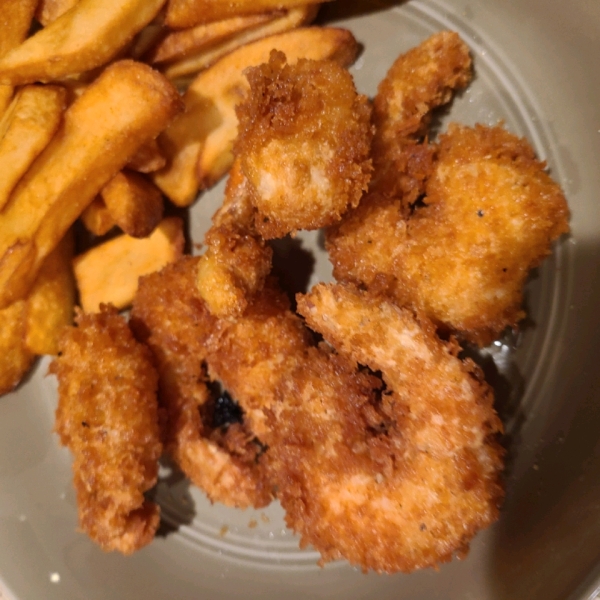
[
  {"xmin": 370, "ymin": 30, "xmax": 471, "ymax": 204},
  {"xmin": 234, "ymin": 50, "xmax": 373, "ymax": 238},
  {"xmin": 196, "ymin": 225, "xmax": 273, "ymax": 319},
  {"xmin": 200, "ymin": 224, "xmax": 502, "ymax": 571},
  {"xmin": 394, "ymin": 123, "xmax": 569, "ymax": 344},
  {"xmin": 327, "ymin": 32, "xmax": 473, "ymax": 288},
  {"xmin": 130, "ymin": 257, "xmax": 273, "ymax": 509},
  {"xmin": 50, "ymin": 306, "xmax": 162, "ymax": 554},
  {"xmin": 328, "ymin": 124, "xmax": 570, "ymax": 345},
  {"xmin": 295, "ymin": 282, "xmax": 504, "ymax": 572}
]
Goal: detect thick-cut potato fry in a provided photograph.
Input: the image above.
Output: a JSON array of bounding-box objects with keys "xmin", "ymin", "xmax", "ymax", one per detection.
[
  {"xmin": 148, "ymin": 12, "xmax": 276, "ymax": 65},
  {"xmin": 166, "ymin": 0, "xmax": 328, "ymax": 28},
  {"xmin": 100, "ymin": 170, "xmax": 164, "ymax": 238},
  {"xmin": 0, "ymin": 300, "xmax": 35, "ymax": 396},
  {"xmin": 154, "ymin": 27, "xmax": 359, "ymax": 206},
  {"xmin": 73, "ymin": 217, "xmax": 184, "ymax": 312},
  {"xmin": 80, "ymin": 197, "xmax": 116, "ymax": 236},
  {"xmin": 0, "ymin": 0, "xmax": 167, "ymax": 85},
  {"xmin": 162, "ymin": 5, "xmax": 318, "ymax": 81},
  {"xmin": 0, "ymin": 60, "xmax": 182, "ymax": 309},
  {"xmin": 36, "ymin": 0, "xmax": 81, "ymax": 26},
  {"xmin": 126, "ymin": 138, "xmax": 166, "ymax": 173},
  {"xmin": 0, "ymin": 85, "xmax": 67, "ymax": 211},
  {"xmin": 0, "ymin": 0, "xmax": 38, "ymax": 116},
  {"xmin": 24, "ymin": 231, "xmax": 76, "ymax": 356}
]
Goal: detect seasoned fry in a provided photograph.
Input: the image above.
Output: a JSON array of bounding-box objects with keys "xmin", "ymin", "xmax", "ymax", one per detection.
[
  {"xmin": 162, "ymin": 5, "xmax": 319, "ymax": 81},
  {"xmin": 153, "ymin": 26, "xmax": 359, "ymax": 206},
  {"xmin": 126, "ymin": 138, "xmax": 166, "ymax": 174},
  {"xmin": 0, "ymin": 60, "xmax": 182, "ymax": 309},
  {"xmin": 0, "ymin": 85, "xmax": 67, "ymax": 211},
  {"xmin": 166, "ymin": 0, "xmax": 327, "ymax": 28},
  {"xmin": 36, "ymin": 0, "xmax": 81, "ymax": 26},
  {"xmin": 100, "ymin": 170, "xmax": 164, "ymax": 238},
  {"xmin": 148, "ymin": 12, "xmax": 275, "ymax": 66},
  {"xmin": 0, "ymin": 0, "xmax": 167, "ymax": 85},
  {"xmin": 51, "ymin": 306, "xmax": 162, "ymax": 554},
  {"xmin": 0, "ymin": 300, "xmax": 35, "ymax": 396},
  {"xmin": 80, "ymin": 197, "xmax": 116, "ymax": 236},
  {"xmin": 0, "ymin": 0, "xmax": 38, "ymax": 116},
  {"xmin": 24, "ymin": 231, "xmax": 76, "ymax": 356},
  {"xmin": 73, "ymin": 217, "xmax": 184, "ymax": 312}
]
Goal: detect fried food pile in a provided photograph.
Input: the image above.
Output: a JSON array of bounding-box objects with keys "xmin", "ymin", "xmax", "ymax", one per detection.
[{"xmin": 0, "ymin": 0, "xmax": 570, "ymax": 574}]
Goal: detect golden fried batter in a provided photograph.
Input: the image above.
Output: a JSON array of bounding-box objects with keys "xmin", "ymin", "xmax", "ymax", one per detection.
[
  {"xmin": 235, "ymin": 50, "xmax": 372, "ymax": 238},
  {"xmin": 329, "ymin": 124, "xmax": 570, "ymax": 344},
  {"xmin": 396, "ymin": 124, "xmax": 569, "ymax": 343},
  {"xmin": 328, "ymin": 30, "xmax": 569, "ymax": 344},
  {"xmin": 200, "ymin": 220, "xmax": 502, "ymax": 571},
  {"xmin": 197, "ymin": 225, "xmax": 273, "ymax": 319},
  {"xmin": 51, "ymin": 306, "xmax": 162, "ymax": 554},
  {"xmin": 371, "ymin": 30, "xmax": 471, "ymax": 204},
  {"xmin": 295, "ymin": 282, "xmax": 503, "ymax": 572},
  {"xmin": 130, "ymin": 257, "xmax": 273, "ymax": 509}
]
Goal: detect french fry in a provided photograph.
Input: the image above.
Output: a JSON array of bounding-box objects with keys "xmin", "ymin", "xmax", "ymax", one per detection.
[
  {"xmin": 36, "ymin": 0, "xmax": 81, "ymax": 26},
  {"xmin": 24, "ymin": 231, "xmax": 76, "ymax": 356},
  {"xmin": 100, "ymin": 170, "xmax": 164, "ymax": 238},
  {"xmin": 126, "ymin": 138, "xmax": 167, "ymax": 173},
  {"xmin": 0, "ymin": 300, "xmax": 35, "ymax": 396},
  {"xmin": 0, "ymin": 0, "xmax": 38, "ymax": 116},
  {"xmin": 0, "ymin": 0, "xmax": 168, "ymax": 85},
  {"xmin": 80, "ymin": 197, "xmax": 116, "ymax": 236},
  {"xmin": 0, "ymin": 60, "xmax": 182, "ymax": 309},
  {"xmin": 0, "ymin": 85, "xmax": 67, "ymax": 211},
  {"xmin": 162, "ymin": 5, "xmax": 318, "ymax": 81},
  {"xmin": 73, "ymin": 217, "xmax": 184, "ymax": 312},
  {"xmin": 165, "ymin": 0, "xmax": 328, "ymax": 28},
  {"xmin": 153, "ymin": 26, "xmax": 359, "ymax": 206},
  {"xmin": 147, "ymin": 12, "xmax": 275, "ymax": 66}
]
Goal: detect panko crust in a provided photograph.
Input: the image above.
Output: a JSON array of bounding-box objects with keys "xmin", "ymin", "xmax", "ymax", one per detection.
[
  {"xmin": 235, "ymin": 50, "xmax": 373, "ymax": 238},
  {"xmin": 130, "ymin": 257, "xmax": 273, "ymax": 509},
  {"xmin": 399, "ymin": 124, "xmax": 569, "ymax": 344},
  {"xmin": 50, "ymin": 306, "xmax": 162, "ymax": 554},
  {"xmin": 295, "ymin": 283, "xmax": 504, "ymax": 572},
  {"xmin": 371, "ymin": 30, "xmax": 471, "ymax": 204},
  {"xmin": 197, "ymin": 225, "xmax": 273, "ymax": 319}
]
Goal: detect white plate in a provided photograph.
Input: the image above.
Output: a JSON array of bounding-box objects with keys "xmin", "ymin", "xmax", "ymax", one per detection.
[{"xmin": 2, "ymin": 1, "xmax": 600, "ymax": 599}]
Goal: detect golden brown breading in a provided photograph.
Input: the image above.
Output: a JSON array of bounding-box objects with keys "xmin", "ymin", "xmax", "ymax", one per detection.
[
  {"xmin": 130, "ymin": 257, "xmax": 273, "ymax": 508},
  {"xmin": 204, "ymin": 278, "xmax": 314, "ymax": 441},
  {"xmin": 329, "ymin": 124, "xmax": 570, "ymax": 345},
  {"xmin": 50, "ymin": 306, "xmax": 162, "ymax": 554},
  {"xmin": 373, "ymin": 31, "xmax": 472, "ymax": 145},
  {"xmin": 197, "ymin": 225, "xmax": 273, "ymax": 319},
  {"xmin": 200, "ymin": 219, "xmax": 502, "ymax": 571},
  {"xmin": 234, "ymin": 50, "xmax": 372, "ymax": 238},
  {"xmin": 370, "ymin": 30, "xmax": 471, "ymax": 204},
  {"xmin": 394, "ymin": 123, "xmax": 570, "ymax": 344},
  {"xmin": 295, "ymin": 282, "xmax": 504, "ymax": 572}
]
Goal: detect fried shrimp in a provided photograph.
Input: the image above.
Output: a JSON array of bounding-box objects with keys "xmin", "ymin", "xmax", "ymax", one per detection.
[
  {"xmin": 199, "ymin": 221, "xmax": 503, "ymax": 571},
  {"xmin": 130, "ymin": 257, "xmax": 273, "ymax": 509},
  {"xmin": 234, "ymin": 50, "xmax": 372, "ymax": 238},
  {"xmin": 370, "ymin": 30, "xmax": 471, "ymax": 204},
  {"xmin": 328, "ymin": 124, "xmax": 570, "ymax": 345},
  {"xmin": 391, "ymin": 124, "xmax": 569, "ymax": 344},
  {"xmin": 328, "ymin": 31, "xmax": 569, "ymax": 344},
  {"xmin": 295, "ymin": 282, "xmax": 504, "ymax": 572},
  {"xmin": 51, "ymin": 306, "xmax": 162, "ymax": 554}
]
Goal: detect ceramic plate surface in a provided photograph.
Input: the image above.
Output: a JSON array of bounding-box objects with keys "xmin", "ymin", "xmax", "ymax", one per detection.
[{"xmin": 2, "ymin": 1, "xmax": 600, "ymax": 599}]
